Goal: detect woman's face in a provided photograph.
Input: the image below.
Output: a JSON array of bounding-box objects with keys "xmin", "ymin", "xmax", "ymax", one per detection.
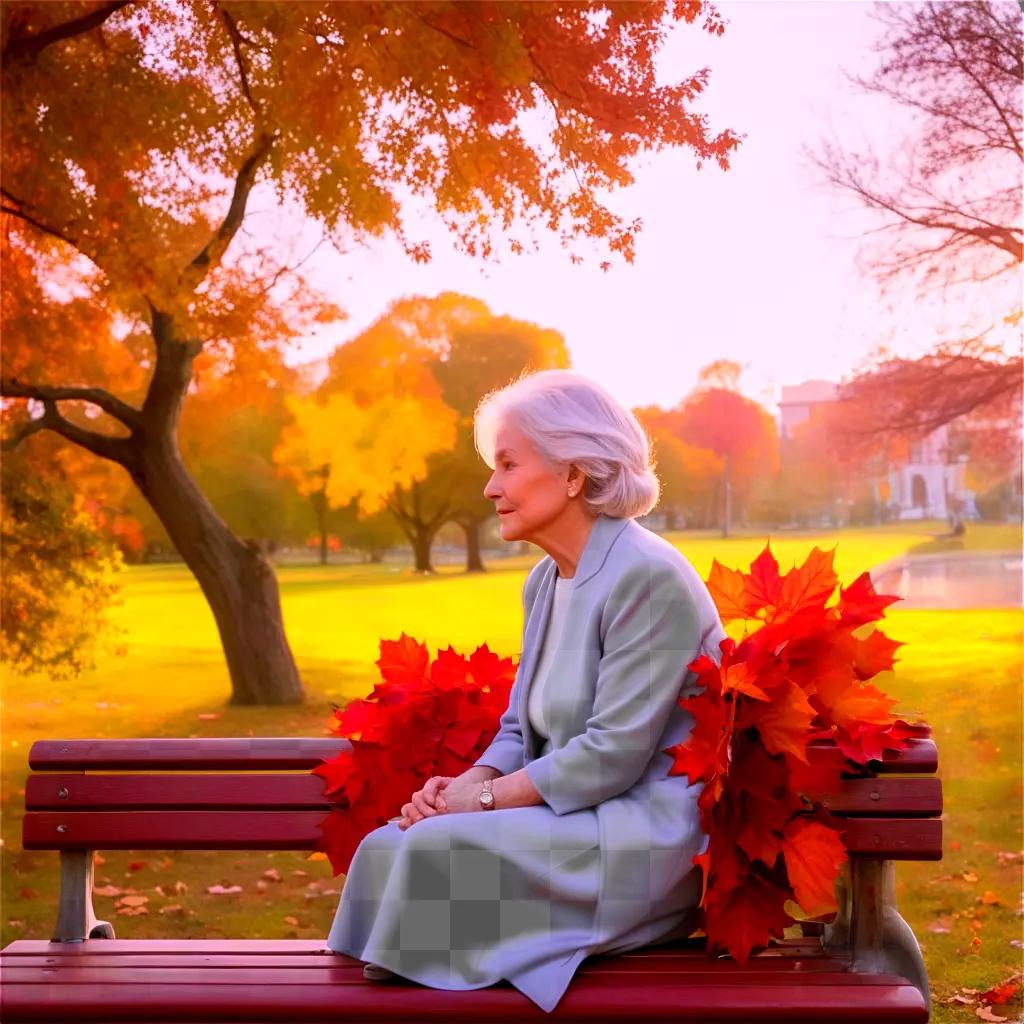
[{"xmin": 482, "ymin": 420, "xmax": 579, "ymax": 544}]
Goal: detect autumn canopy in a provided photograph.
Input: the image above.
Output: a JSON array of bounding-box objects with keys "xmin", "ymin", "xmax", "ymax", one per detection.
[{"xmin": 1, "ymin": 1, "xmax": 740, "ymax": 702}]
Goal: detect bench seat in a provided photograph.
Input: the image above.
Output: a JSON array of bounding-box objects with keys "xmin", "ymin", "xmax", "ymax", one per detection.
[{"xmin": 0, "ymin": 936, "xmax": 928, "ymax": 1022}]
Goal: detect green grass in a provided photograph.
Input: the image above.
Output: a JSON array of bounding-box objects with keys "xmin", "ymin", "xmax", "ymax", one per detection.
[{"xmin": 2, "ymin": 519, "xmax": 1021, "ymax": 1020}]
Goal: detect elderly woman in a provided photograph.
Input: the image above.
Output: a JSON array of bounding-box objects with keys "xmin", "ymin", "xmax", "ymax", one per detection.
[{"xmin": 326, "ymin": 369, "xmax": 726, "ymax": 1013}]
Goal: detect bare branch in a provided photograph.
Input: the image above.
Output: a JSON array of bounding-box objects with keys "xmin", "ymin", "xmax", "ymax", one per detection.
[
  {"xmin": 3, "ymin": 1, "xmax": 131, "ymax": 63},
  {"xmin": 0, "ymin": 378, "xmax": 141, "ymax": 428}
]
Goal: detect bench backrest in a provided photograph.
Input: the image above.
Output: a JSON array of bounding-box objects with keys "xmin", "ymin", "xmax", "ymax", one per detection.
[{"xmin": 23, "ymin": 731, "xmax": 942, "ymax": 859}]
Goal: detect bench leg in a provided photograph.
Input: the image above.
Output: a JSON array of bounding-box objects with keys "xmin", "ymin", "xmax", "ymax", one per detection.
[
  {"xmin": 825, "ymin": 859, "xmax": 930, "ymax": 1017},
  {"xmin": 53, "ymin": 850, "xmax": 115, "ymax": 942}
]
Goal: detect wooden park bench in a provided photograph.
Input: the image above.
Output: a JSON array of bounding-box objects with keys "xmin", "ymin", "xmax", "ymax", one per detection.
[{"xmin": 1, "ymin": 728, "xmax": 942, "ymax": 1022}]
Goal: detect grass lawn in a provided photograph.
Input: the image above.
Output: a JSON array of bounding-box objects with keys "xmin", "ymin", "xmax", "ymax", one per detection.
[{"xmin": 2, "ymin": 518, "xmax": 1020, "ymax": 1020}]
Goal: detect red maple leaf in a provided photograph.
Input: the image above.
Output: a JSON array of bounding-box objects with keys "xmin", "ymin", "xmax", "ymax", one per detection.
[
  {"xmin": 777, "ymin": 546, "xmax": 838, "ymax": 617},
  {"xmin": 703, "ymin": 872, "xmax": 796, "ymax": 964},
  {"xmin": 742, "ymin": 679, "xmax": 816, "ymax": 762},
  {"xmin": 707, "ymin": 559, "xmax": 759, "ymax": 622},
  {"xmin": 837, "ymin": 572, "xmax": 900, "ymax": 626},
  {"xmin": 781, "ymin": 817, "xmax": 848, "ymax": 918}
]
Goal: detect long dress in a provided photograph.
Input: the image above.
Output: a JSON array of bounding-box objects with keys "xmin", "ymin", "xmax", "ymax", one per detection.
[{"xmin": 325, "ymin": 571, "xmax": 706, "ymax": 1013}]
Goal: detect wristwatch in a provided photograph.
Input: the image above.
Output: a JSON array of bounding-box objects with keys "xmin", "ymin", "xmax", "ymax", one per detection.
[{"xmin": 478, "ymin": 778, "xmax": 496, "ymax": 810}]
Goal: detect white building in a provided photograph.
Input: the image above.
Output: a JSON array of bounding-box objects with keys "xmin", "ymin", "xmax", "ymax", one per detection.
[{"xmin": 778, "ymin": 380, "xmax": 978, "ymax": 521}]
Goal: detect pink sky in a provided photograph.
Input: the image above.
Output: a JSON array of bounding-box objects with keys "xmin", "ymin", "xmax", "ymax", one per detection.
[{"xmin": 269, "ymin": 1, "xmax": 1019, "ymax": 415}]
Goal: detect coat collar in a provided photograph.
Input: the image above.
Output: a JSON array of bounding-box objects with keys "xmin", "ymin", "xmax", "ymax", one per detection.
[{"xmin": 539, "ymin": 512, "xmax": 632, "ymax": 591}]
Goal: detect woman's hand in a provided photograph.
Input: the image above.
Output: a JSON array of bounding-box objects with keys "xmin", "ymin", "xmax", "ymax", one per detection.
[
  {"xmin": 397, "ymin": 775, "xmax": 452, "ymax": 830},
  {"xmin": 397, "ymin": 774, "xmax": 486, "ymax": 829}
]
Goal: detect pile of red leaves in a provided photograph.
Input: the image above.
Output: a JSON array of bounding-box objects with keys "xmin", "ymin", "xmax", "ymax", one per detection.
[
  {"xmin": 312, "ymin": 543, "xmax": 918, "ymax": 964},
  {"xmin": 668, "ymin": 543, "xmax": 918, "ymax": 961},
  {"xmin": 311, "ymin": 636, "xmax": 517, "ymax": 876}
]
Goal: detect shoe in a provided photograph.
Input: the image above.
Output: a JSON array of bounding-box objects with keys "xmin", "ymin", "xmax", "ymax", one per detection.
[{"xmin": 362, "ymin": 962, "xmax": 398, "ymax": 981}]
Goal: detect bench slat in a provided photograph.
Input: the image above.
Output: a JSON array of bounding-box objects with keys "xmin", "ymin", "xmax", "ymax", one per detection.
[
  {"xmin": 0, "ymin": 964, "xmax": 922, "ymax": 985},
  {"xmin": 0, "ymin": 953, "xmax": 859, "ymax": 972},
  {"xmin": 21, "ymin": 810, "xmax": 943, "ymax": 858},
  {"xmin": 0, "ymin": 970, "xmax": 929, "ymax": 1023},
  {"xmin": 23, "ymin": 774, "xmax": 942, "ymax": 816},
  {"xmin": 27, "ymin": 735, "xmax": 937, "ymax": 773},
  {"xmin": 0, "ymin": 936, "xmax": 830, "ymax": 959}
]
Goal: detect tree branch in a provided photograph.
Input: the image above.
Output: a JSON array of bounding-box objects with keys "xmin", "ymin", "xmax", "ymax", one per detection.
[
  {"xmin": 1, "ymin": 195, "xmax": 79, "ymax": 249},
  {"xmin": 180, "ymin": 132, "xmax": 276, "ymax": 294},
  {"xmin": 216, "ymin": 3, "xmax": 260, "ymax": 121},
  {"xmin": 3, "ymin": 1, "xmax": 132, "ymax": 63},
  {"xmin": 0, "ymin": 378, "xmax": 141, "ymax": 428},
  {"xmin": 1, "ymin": 396, "xmax": 135, "ymax": 466}
]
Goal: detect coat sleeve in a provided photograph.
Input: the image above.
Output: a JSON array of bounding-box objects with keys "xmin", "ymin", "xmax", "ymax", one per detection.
[
  {"xmin": 524, "ymin": 560, "xmax": 707, "ymax": 815},
  {"xmin": 471, "ymin": 561, "xmax": 546, "ymax": 776}
]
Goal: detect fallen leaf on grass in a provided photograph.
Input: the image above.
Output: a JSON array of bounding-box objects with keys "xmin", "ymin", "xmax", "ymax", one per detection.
[
  {"xmin": 927, "ymin": 916, "xmax": 953, "ymax": 934},
  {"xmin": 980, "ymin": 979, "xmax": 1021, "ymax": 1005},
  {"xmin": 93, "ymin": 853, "xmax": 106, "ymax": 866},
  {"xmin": 116, "ymin": 895, "xmax": 149, "ymax": 908},
  {"xmin": 933, "ymin": 870, "xmax": 980, "ymax": 884},
  {"xmin": 975, "ymin": 1007, "xmax": 1008, "ymax": 1022},
  {"xmin": 128, "ymin": 860, "xmax": 147, "ymax": 872},
  {"xmin": 262, "ymin": 868, "xmax": 282, "ymax": 882},
  {"xmin": 283, "ymin": 916, "xmax": 299, "ymax": 926},
  {"xmin": 995, "ymin": 851, "xmax": 1023, "ymax": 866},
  {"xmin": 290, "ymin": 870, "xmax": 308, "ymax": 878},
  {"xmin": 115, "ymin": 906, "xmax": 149, "ymax": 916},
  {"xmin": 306, "ymin": 851, "xmax": 328, "ymax": 862},
  {"xmin": 943, "ymin": 994, "xmax": 974, "ymax": 1006},
  {"xmin": 94, "ymin": 885, "xmax": 125, "ymax": 898},
  {"xmin": 173, "ymin": 881, "xmax": 188, "ymax": 894},
  {"xmin": 197, "ymin": 713, "xmax": 220, "ymax": 720},
  {"xmin": 158, "ymin": 904, "xmax": 184, "ymax": 915},
  {"xmin": 19, "ymin": 888, "xmax": 38, "ymax": 899},
  {"xmin": 206, "ymin": 884, "xmax": 243, "ymax": 895},
  {"xmin": 978, "ymin": 891, "xmax": 1000, "ymax": 906},
  {"xmin": 255, "ymin": 880, "xmax": 268, "ymax": 892}
]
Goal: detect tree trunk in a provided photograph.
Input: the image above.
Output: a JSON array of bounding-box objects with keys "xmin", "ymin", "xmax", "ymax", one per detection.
[
  {"xmin": 129, "ymin": 315, "xmax": 304, "ymax": 706},
  {"xmin": 722, "ymin": 455, "xmax": 732, "ymax": 538},
  {"xmin": 311, "ymin": 489, "xmax": 327, "ymax": 569},
  {"xmin": 460, "ymin": 518, "xmax": 485, "ymax": 572},
  {"xmin": 411, "ymin": 529, "xmax": 436, "ymax": 573},
  {"xmin": 131, "ymin": 435, "xmax": 304, "ymax": 705}
]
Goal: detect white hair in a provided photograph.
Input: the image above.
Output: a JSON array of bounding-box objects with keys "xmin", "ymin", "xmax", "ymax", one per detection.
[{"xmin": 474, "ymin": 369, "xmax": 661, "ymax": 519}]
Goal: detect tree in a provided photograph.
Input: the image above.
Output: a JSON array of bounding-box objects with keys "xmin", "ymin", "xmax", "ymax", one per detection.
[
  {"xmin": 277, "ymin": 293, "xmax": 571, "ymax": 573},
  {"xmin": 834, "ymin": 329, "xmax": 1023, "ymax": 457},
  {"xmin": 427, "ymin": 313, "xmax": 570, "ymax": 571},
  {"xmin": 644, "ymin": 371, "xmax": 779, "ymax": 537},
  {"xmin": 1, "ymin": 1, "xmax": 739, "ymax": 703},
  {"xmin": 813, "ymin": 1, "xmax": 1022, "ymax": 293},
  {"xmin": 635, "ymin": 407, "xmax": 723, "ymax": 529},
  {"xmin": 1, "ymin": 449, "xmax": 125, "ymax": 679},
  {"xmin": 813, "ymin": 2, "xmax": 1022, "ymax": 448}
]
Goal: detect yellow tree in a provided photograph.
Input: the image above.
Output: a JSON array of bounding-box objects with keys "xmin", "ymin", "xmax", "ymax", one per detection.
[
  {"xmin": 275, "ymin": 292, "xmax": 570, "ymax": 573},
  {"xmin": 1, "ymin": 1, "xmax": 740, "ymax": 703}
]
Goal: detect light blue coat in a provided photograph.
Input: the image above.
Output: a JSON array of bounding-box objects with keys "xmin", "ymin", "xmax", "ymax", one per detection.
[{"xmin": 473, "ymin": 512, "xmax": 727, "ymax": 945}]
